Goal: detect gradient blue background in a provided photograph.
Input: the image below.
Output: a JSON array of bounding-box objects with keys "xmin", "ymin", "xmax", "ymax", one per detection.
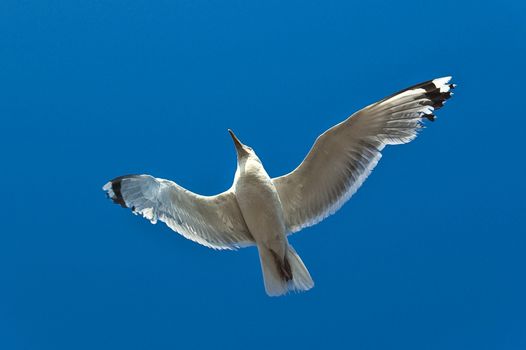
[{"xmin": 2, "ymin": 1, "xmax": 525, "ymax": 349}]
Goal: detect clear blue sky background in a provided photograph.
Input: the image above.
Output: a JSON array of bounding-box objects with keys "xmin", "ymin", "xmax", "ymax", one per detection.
[{"xmin": 1, "ymin": 1, "xmax": 525, "ymax": 349}]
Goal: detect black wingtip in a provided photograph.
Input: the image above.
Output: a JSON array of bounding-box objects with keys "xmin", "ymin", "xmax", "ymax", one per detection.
[
  {"xmin": 432, "ymin": 100, "xmax": 445, "ymax": 108},
  {"xmin": 380, "ymin": 77, "xmax": 454, "ymax": 124},
  {"xmin": 424, "ymin": 113, "xmax": 436, "ymax": 122},
  {"xmin": 104, "ymin": 175, "xmax": 142, "ymax": 208},
  {"xmin": 110, "ymin": 179, "xmax": 127, "ymax": 208},
  {"xmin": 420, "ymin": 78, "xmax": 455, "ymax": 122}
]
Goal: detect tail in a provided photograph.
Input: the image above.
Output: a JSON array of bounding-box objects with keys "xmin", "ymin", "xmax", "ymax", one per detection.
[{"xmin": 258, "ymin": 244, "xmax": 314, "ymax": 296}]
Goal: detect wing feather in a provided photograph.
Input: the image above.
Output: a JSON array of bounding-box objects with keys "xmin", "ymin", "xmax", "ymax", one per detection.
[
  {"xmin": 273, "ymin": 77, "xmax": 455, "ymax": 233},
  {"xmin": 103, "ymin": 175, "xmax": 253, "ymax": 250}
]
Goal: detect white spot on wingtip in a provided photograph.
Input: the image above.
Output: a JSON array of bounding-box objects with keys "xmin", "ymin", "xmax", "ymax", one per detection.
[
  {"xmin": 423, "ymin": 106, "xmax": 434, "ymax": 114},
  {"xmin": 433, "ymin": 76, "xmax": 452, "ymax": 87},
  {"xmin": 102, "ymin": 181, "xmax": 115, "ymax": 198},
  {"xmin": 439, "ymin": 85, "xmax": 451, "ymax": 93}
]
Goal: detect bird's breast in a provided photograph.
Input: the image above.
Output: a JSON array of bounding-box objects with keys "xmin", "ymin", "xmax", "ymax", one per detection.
[{"xmin": 234, "ymin": 164, "xmax": 286, "ymax": 249}]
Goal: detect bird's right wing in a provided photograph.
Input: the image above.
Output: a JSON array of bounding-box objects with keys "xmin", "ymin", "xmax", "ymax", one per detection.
[
  {"xmin": 273, "ymin": 77, "xmax": 455, "ymax": 234},
  {"xmin": 103, "ymin": 175, "xmax": 254, "ymax": 250}
]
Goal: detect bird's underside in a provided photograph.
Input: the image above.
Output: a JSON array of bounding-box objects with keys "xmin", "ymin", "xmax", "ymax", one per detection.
[{"xmin": 103, "ymin": 76, "xmax": 455, "ymax": 296}]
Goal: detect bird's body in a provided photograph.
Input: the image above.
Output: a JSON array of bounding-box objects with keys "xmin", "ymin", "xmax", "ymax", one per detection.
[
  {"xmin": 103, "ymin": 76, "xmax": 455, "ymax": 296},
  {"xmin": 231, "ymin": 143, "xmax": 313, "ymax": 295}
]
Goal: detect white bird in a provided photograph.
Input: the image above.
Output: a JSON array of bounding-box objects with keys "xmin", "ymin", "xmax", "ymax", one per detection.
[{"xmin": 103, "ymin": 76, "xmax": 455, "ymax": 296}]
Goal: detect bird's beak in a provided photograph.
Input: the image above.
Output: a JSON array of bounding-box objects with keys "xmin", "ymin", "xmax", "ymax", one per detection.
[{"xmin": 228, "ymin": 129, "xmax": 247, "ymax": 157}]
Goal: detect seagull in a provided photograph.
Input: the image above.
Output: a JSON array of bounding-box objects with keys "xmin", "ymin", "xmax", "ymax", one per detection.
[{"xmin": 103, "ymin": 76, "xmax": 455, "ymax": 296}]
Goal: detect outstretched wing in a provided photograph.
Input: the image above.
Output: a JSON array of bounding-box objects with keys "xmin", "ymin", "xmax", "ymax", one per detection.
[
  {"xmin": 273, "ymin": 77, "xmax": 455, "ymax": 234},
  {"xmin": 103, "ymin": 175, "xmax": 254, "ymax": 250}
]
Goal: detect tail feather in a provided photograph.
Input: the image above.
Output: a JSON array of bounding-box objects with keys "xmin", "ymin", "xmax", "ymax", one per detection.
[
  {"xmin": 258, "ymin": 244, "xmax": 314, "ymax": 296},
  {"xmin": 287, "ymin": 245, "xmax": 314, "ymax": 291}
]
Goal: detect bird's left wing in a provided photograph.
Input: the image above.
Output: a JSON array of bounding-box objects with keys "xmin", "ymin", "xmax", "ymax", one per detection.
[
  {"xmin": 103, "ymin": 175, "xmax": 254, "ymax": 250},
  {"xmin": 273, "ymin": 77, "xmax": 455, "ymax": 234}
]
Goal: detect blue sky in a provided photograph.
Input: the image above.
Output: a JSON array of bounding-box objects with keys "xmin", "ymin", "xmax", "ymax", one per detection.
[{"xmin": 1, "ymin": 0, "xmax": 525, "ymax": 349}]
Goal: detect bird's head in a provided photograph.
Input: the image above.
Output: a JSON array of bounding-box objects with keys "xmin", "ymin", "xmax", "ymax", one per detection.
[{"xmin": 228, "ymin": 129, "xmax": 255, "ymax": 161}]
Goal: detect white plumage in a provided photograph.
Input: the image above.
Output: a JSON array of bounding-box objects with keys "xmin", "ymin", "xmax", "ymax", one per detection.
[{"xmin": 103, "ymin": 76, "xmax": 455, "ymax": 296}]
